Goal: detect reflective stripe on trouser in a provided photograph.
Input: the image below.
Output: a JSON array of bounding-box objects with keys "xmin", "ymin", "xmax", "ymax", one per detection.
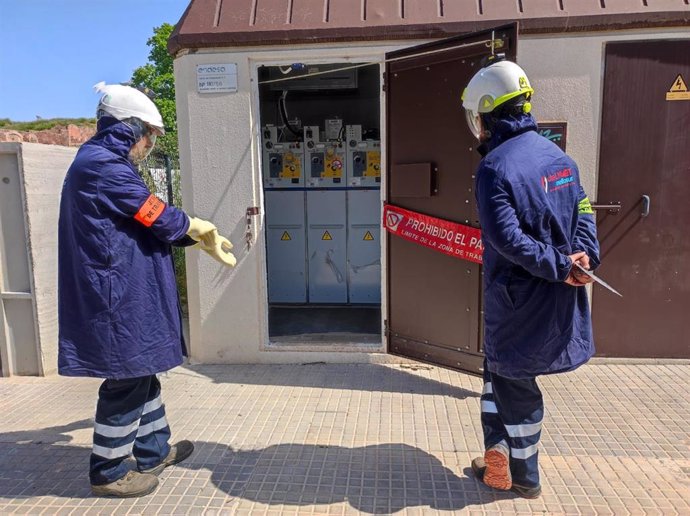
[
  {"xmin": 480, "ymin": 359, "xmax": 544, "ymax": 488},
  {"xmin": 90, "ymin": 375, "xmax": 171, "ymax": 485}
]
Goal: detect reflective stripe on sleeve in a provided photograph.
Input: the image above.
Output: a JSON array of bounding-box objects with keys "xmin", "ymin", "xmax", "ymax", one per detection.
[
  {"xmin": 578, "ymin": 197, "xmax": 594, "ymax": 215},
  {"xmin": 482, "ymin": 382, "xmax": 493, "ymax": 395}
]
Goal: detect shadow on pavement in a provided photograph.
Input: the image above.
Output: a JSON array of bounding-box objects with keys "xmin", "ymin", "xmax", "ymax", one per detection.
[
  {"xmin": 0, "ymin": 419, "xmax": 94, "ymax": 499},
  {"xmin": 0, "ymin": 423, "xmax": 510, "ymax": 512},
  {"xmin": 179, "ymin": 363, "xmax": 479, "ymax": 400},
  {"xmin": 181, "ymin": 441, "xmax": 507, "ymax": 513}
]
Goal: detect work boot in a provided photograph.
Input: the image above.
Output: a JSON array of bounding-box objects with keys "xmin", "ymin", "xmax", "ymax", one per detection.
[
  {"xmin": 482, "ymin": 442, "xmax": 512, "ymax": 490},
  {"xmin": 510, "ymin": 482, "xmax": 542, "ymax": 499},
  {"xmin": 140, "ymin": 440, "xmax": 194, "ymax": 476},
  {"xmin": 471, "ymin": 456, "xmax": 542, "ymax": 499},
  {"xmin": 91, "ymin": 470, "xmax": 158, "ymax": 498}
]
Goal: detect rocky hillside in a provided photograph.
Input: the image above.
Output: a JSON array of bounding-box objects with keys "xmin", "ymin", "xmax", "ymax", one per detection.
[{"xmin": 0, "ymin": 118, "xmax": 97, "ymax": 147}]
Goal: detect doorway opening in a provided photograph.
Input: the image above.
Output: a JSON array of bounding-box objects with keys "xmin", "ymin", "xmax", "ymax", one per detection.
[{"xmin": 258, "ymin": 63, "xmax": 382, "ymax": 344}]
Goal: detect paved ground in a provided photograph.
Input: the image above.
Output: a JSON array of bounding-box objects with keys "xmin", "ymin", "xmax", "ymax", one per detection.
[{"xmin": 0, "ymin": 362, "xmax": 688, "ymax": 515}]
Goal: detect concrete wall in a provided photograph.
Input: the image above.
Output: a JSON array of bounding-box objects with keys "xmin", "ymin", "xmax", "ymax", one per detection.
[
  {"xmin": 0, "ymin": 143, "xmax": 75, "ymax": 376},
  {"xmin": 173, "ymin": 28, "xmax": 687, "ymax": 365}
]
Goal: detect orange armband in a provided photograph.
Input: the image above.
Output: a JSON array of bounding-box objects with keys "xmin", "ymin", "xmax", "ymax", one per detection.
[{"xmin": 134, "ymin": 194, "xmax": 166, "ymax": 227}]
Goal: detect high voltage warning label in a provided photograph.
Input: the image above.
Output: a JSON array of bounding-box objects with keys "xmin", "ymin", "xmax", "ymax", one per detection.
[
  {"xmin": 280, "ymin": 231, "xmax": 291, "ymax": 241},
  {"xmin": 363, "ymin": 231, "xmax": 375, "ymax": 241},
  {"xmin": 322, "ymin": 231, "xmax": 333, "ymax": 240},
  {"xmin": 666, "ymin": 74, "xmax": 690, "ymax": 101}
]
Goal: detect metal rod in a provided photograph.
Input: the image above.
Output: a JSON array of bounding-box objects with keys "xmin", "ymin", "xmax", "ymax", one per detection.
[
  {"xmin": 590, "ymin": 204, "xmax": 621, "ymax": 210},
  {"xmin": 258, "ymin": 37, "xmax": 501, "ymax": 85},
  {"xmin": 164, "ymin": 154, "xmax": 174, "ymax": 206}
]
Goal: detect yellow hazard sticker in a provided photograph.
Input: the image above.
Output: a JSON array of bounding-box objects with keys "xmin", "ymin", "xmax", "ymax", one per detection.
[
  {"xmin": 366, "ymin": 151, "xmax": 381, "ymax": 177},
  {"xmin": 322, "ymin": 231, "xmax": 332, "ymax": 241},
  {"xmin": 281, "ymin": 231, "xmax": 291, "ymax": 241},
  {"xmin": 666, "ymin": 74, "xmax": 690, "ymax": 101},
  {"xmin": 363, "ymin": 231, "xmax": 375, "ymax": 241}
]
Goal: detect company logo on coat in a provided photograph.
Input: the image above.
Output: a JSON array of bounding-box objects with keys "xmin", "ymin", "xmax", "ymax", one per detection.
[{"xmin": 541, "ymin": 168, "xmax": 574, "ymax": 194}]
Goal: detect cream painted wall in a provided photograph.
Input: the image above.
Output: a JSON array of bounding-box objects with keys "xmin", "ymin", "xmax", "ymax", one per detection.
[
  {"xmin": 174, "ymin": 29, "xmax": 688, "ymax": 365},
  {"xmin": 519, "ymin": 29, "xmax": 689, "ymax": 197}
]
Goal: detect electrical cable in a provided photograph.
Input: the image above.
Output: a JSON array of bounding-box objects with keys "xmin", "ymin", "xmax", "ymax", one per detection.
[{"xmin": 279, "ymin": 90, "xmax": 302, "ymax": 138}]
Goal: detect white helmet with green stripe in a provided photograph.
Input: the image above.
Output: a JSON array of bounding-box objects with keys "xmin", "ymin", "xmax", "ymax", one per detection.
[{"xmin": 462, "ymin": 60, "xmax": 534, "ymax": 139}]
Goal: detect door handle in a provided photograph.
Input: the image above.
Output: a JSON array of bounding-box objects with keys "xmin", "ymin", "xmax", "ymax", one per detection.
[{"xmin": 641, "ymin": 195, "xmax": 650, "ymax": 218}]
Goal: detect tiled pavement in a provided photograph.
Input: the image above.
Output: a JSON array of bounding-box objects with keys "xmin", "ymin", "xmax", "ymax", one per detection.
[{"xmin": 0, "ymin": 362, "xmax": 688, "ymax": 515}]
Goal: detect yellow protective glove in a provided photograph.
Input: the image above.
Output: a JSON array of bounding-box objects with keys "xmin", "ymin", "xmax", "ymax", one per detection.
[
  {"xmin": 198, "ymin": 230, "xmax": 237, "ymax": 267},
  {"xmin": 186, "ymin": 216, "xmax": 217, "ymax": 248}
]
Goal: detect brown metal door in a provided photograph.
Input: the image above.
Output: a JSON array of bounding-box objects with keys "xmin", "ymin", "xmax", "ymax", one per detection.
[
  {"xmin": 593, "ymin": 40, "xmax": 690, "ymax": 358},
  {"xmin": 386, "ymin": 25, "xmax": 518, "ymax": 376}
]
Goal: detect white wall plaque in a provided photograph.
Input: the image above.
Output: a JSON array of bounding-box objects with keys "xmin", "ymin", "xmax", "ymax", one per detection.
[{"xmin": 197, "ymin": 64, "xmax": 238, "ymax": 93}]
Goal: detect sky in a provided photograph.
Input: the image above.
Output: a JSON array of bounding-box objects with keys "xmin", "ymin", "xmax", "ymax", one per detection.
[{"xmin": 0, "ymin": 0, "xmax": 191, "ymax": 121}]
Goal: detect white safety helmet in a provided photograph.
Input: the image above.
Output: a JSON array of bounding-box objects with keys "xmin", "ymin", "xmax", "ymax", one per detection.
[
  {"xmin": 461, "ymin": 60, "xmax": 534, "ymax": 139},
  {"xmin": 94, "ymin": 81, "xmax": 165, "ymax": 135}
]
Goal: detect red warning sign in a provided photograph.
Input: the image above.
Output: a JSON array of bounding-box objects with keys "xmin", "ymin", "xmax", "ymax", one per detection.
[{"xmin": 383, "ymin": 203, "xmax": 483, "ymax": 264}]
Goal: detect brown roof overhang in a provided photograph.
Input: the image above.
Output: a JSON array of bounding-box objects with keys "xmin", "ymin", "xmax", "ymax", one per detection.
[{"xmin": 169, "ymin": 1, "xmax": 690, "ymax": 55}]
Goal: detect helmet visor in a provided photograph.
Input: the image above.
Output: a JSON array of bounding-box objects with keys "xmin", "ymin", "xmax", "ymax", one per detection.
[
  {"xmin": 465, "ymin": 110, "xmax": 483, "ymax": 140},
  {"xmin": 143, "ymin": 133, "xmax": 157, "ymax": 159}
]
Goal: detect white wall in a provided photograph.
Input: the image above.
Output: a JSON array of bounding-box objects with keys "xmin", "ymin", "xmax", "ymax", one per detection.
[
  {"xmin": 519, "ymin": 29, "xmax": 689, "ymax": 197},
  {"xmin": 22, "ymin": 143, "xmax": 76, "ymax": 375},
  {"xmin": 174, "ymin": 29, "xmax": 687, "ymax": 365},
  {"xmin": 0, "ymin": 143, "xmax": 75, "ymax": 376}
]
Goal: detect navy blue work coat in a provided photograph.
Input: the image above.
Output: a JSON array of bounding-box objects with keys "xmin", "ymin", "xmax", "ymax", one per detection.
[
  {"xmin": 58, "ymin": 118, "xmax": 192, "ymax": 379},
  {"xmin": 475, "ymin": 114, "xmax": 600, "ymax": 379}
]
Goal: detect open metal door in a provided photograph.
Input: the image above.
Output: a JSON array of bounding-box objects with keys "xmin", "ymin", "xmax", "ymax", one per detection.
[{"xmin": 385, "ymin": 24, "xmax": 518, "ymax": 376}]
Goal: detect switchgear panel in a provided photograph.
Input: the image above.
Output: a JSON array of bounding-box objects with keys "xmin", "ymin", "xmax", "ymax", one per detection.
[
  {"xmin": 265, "ymin": 190, "xmax": 307, "ymax": 303},
  {"xmin": 307, "ymin": 190, "xmax": 347, "ymax": 303},
  {"xmin": 346, "ymin": 125, "xmax": 381, "ymax": 187},
  {"xmin": 262, "ymin": 126, "xmax": 304, "ymax": 188},
  {"xmin": 304, "ymin": 126, "xmax": 346, "ymax": 188},
  {"xmin": 347, "ymin": 189, "xmax": 381, "ymax": 303},
  {"xmin": 262, "ymin": 118, "xmax": 380, "ymax": 307}
]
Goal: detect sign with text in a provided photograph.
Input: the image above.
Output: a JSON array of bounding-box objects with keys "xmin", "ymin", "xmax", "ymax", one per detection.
[
  {"xmin": 383, "ymin": 204, "xmax": 483, "ymax": 264},
  {"xmin": 197, "ymin": 64, "xmax": 238, "ymax": 93}
]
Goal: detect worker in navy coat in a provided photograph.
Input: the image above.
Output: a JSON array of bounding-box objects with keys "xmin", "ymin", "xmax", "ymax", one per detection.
[
  {"xmin": 58, "ymin": 82, "xmax": 236, "ymax": 497},
  {"xmin": 461, "ymin": 59, "xmax": 600, "ymax": 499}
]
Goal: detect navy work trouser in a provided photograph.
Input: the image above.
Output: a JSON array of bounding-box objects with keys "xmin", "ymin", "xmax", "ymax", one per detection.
[
  {"xmin": 480, "ymin": 360, "xmax": 543, "ymax": 488},
  {"xmin": 90, "ymin": 375, "xmax": 171, "ymax": 485}
]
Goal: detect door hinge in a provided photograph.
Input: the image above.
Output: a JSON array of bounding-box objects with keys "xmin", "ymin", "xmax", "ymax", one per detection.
[{"xmin": 382, "ymin": 72, "xmax": 386, "ymax": 92}]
